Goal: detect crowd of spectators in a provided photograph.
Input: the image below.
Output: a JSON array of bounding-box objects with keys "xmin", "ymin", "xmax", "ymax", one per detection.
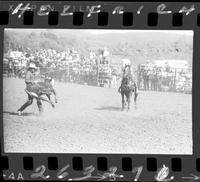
[
  {"xmin": 3, "ymin": 47, "xmax": 115, "ymax": 86},
  {"xmin": 3, "ymin": 47, "xmax": 192, "ymax": 93},
  {"xmin": 137, "ymin": 62, "xmax": 192, "ymax": 93}
]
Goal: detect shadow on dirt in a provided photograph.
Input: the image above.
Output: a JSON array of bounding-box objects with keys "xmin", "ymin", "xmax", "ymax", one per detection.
[
  {"xmin": 95, "ymin": 106, "xmax": 121, "ymax": 111},
  {"xmin": 3, "ymin": 111, "xmax": 35, "ymax": 116}
]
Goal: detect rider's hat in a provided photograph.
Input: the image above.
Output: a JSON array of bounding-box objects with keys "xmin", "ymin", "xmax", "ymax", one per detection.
[
  {"xmin": 122, "ymin": 59, "xmax": 131, "ymax": 67},
  {"xmin": 28, "ymin": 62, "xmax": 37, "ymax": 70}
]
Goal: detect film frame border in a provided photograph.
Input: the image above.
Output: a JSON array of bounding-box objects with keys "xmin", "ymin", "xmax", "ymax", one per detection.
[{"xmin": 0, "ymin": 1, "xmax": 200, "ymax": 181}]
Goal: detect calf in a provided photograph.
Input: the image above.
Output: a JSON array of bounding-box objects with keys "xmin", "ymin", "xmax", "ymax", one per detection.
[{"xmin": 25, "ymin": 77, "xmax": 57, "ymax": 108}]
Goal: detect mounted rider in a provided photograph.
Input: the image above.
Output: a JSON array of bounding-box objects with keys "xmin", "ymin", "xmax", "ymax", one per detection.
[
  {"xmin": 17, "ymin": 62, "xmax": 43, "ymax": 115},
  {"xmin": 118, "ymin": 59, "xmax": 138, "ymax": 95}
]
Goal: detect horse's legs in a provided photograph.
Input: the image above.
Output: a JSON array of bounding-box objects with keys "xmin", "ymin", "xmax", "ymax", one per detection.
[
  {"xmin": 134, "ymin": 91, "xmax": 138, "ymax": 110},
  {"xmin": 46, "ymin": 94, "xmax": 55, "ymax": 108},
  {"xmin": 126, "ymin": 95, "xmax": 130, "ymax": 112},
  {"xmin": 37, "ymin": 95, "xmax": 55, "ymax": 107},
  {"xmin": 127, "ymin": 93, "xmax": 131, "ymax": 112},
  {"xmin": 121, "ymin": 93, "xmax": 125, "ymax": 111},
  {"xmin": 52, "ymin": 89, "xmax": 57, "ymax": 103}
]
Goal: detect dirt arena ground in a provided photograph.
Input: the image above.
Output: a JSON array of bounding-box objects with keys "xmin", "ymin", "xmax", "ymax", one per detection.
[{"xmin": 3, "ymin": 77, "xmax": 192, "ymax": 154}]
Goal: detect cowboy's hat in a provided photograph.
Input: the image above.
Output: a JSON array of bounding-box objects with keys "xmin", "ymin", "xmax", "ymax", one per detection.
[{"xmin": 28, "ymin": 62, "xmax": 37, "ymax": 69}]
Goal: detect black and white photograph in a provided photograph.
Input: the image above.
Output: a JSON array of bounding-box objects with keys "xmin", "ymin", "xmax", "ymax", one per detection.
[{"xmin": 3, "ymin": 29, "xmax": 193, "ymax": 154}]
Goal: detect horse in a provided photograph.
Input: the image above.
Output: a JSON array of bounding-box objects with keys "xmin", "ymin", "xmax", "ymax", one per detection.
[
  {"xmin": 119, "ymin": 66, "xmax": 138, "ymax": 111},
  {"xmin": 25, "ymin": 78, "xmax": 57, "ymax": 108}
]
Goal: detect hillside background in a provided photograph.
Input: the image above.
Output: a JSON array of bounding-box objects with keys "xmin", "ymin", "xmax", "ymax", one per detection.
[{"xmin": 4, "ymin": 29, "xmax": 193, "ymax": 66}]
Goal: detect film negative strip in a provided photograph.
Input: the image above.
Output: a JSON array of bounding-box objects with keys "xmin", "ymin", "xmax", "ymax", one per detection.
[{"xmin": 0, "ymin": 0, "xmax": 200, "ymax": 181}]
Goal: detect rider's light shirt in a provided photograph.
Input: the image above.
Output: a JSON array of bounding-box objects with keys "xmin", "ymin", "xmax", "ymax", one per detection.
[{"xmin": 25, "ymin": 70, "xmax": 35, "ymax": 84}]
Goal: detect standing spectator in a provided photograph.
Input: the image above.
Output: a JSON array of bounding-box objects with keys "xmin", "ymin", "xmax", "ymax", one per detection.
[{"xmin": 143, "ymin": 67, "xmax": 150, "ymax": 90}]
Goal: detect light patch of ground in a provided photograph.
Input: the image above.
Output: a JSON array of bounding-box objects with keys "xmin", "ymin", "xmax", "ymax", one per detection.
[{"xmin": 3, "ymin": 78, "xmax": 192, "ymax": 154}]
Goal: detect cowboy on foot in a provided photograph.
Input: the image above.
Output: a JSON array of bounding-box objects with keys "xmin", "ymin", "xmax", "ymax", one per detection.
[{"xmin": 17, "ymin": 62, "xmax": 43, "ymax": 116}]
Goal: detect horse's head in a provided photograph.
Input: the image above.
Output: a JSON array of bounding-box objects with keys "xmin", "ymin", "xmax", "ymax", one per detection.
[{"xmin": 122, "ymin": 65, "xmax": 132, "ymax": 81}]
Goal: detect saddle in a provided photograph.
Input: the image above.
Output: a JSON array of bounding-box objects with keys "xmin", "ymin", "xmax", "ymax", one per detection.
[
  {"xmin": 121, "ymin": 74, "xmax": 136, "ymax": 91},
  {"xmin": 121, "ymin": 83, "xmax": 136, "ymax": 92}
]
